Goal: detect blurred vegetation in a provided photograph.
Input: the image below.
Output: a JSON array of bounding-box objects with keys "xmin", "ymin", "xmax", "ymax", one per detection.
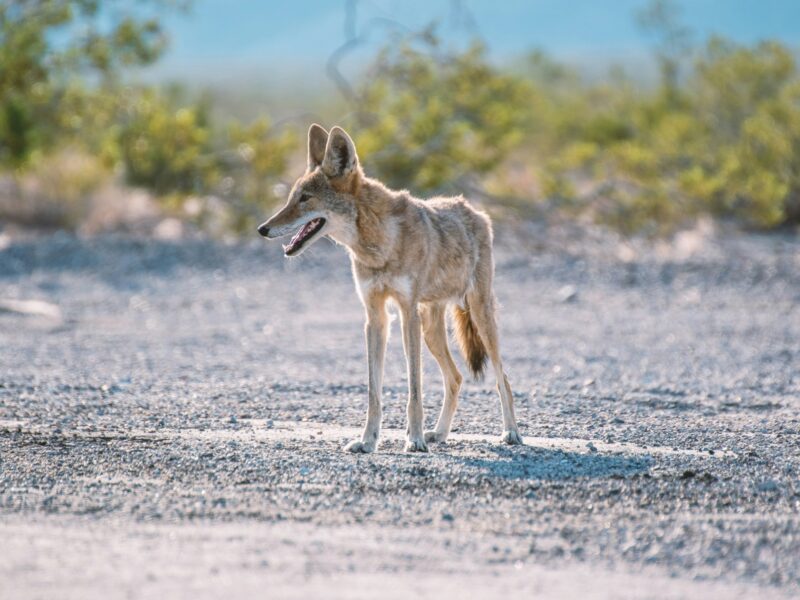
[
  {"xmin": 535, "ymin": 34, "xmax": 800, "ymax": 232},
  {"xmin": 1, "ymin": 0, "xmax": 799, "ymax": 235},
  {"xmin": 353, "ymin": 36, "xmax": 535, "ymax": 191},
  {"xmin": 0, "ymin": 0, "xmax": 169, "ymax": 168},
  {"xmin": 0, "ymin": 0, "xmax": 297, "ymax": 233}
]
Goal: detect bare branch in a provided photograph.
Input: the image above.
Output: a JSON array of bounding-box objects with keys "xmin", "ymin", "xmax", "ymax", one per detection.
[{"xmin": 326, "ymin": 1, "xmax": 412, "ymax": 110}]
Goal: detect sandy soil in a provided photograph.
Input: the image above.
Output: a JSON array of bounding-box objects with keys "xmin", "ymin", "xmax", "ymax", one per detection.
[{"xmin": 0, "ymin": 225, "xmax": 798, "ymax": 598}]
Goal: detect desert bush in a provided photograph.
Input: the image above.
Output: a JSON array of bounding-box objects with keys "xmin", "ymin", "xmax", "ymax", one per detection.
[
  {"xmin": 353, "ymin": 38, "xmax": 536, "ymax": 193},
  {"xmin": 224, "ymin": 118, "xmax": 298, "ymax": 232},
  {"xmin": 0, "ymin": 1, "xmax": 297, "ymax": 233},
  {"xmin": 537, "ymin": 36, "xmax": 800, "ymax": 232},
  {"xmin": 0, "ymin": 148, "xmax": 112, "ymax": 228},
  {"xmin": 686, "ymin": 39, "xmax": 800, "ymax": 226},
  {"xmin": 3, "ymin": 0, "xmax": 799, "ymax": 235},
  {"xmin": 0, "ymin": 0, "xmax": 170, "ymax": 168},
  {"xmin": 116, "ymin": 89, "xmax": 216, "ymax": 196},
  {"xmin": 115, "ymin": 89, "xmax": 298, "ymax": 233}
]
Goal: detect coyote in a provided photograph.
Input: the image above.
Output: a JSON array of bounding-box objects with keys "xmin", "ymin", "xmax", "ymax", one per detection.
[{"xmin": 258, "ymin": 124, "xmax": 522, "ymax": 453}]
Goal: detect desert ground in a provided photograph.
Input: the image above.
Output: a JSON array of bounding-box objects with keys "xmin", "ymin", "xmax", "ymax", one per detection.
[{"xmin": 0, "ymin": 224, "xmax": 798, "ymax": 599}]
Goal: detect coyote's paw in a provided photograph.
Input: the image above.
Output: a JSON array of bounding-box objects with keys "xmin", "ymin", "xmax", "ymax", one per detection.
[
  {"xmin": 500, "ymin": 429, "xmax": 524, "ymax": 445},
  {"xmin": 424, "ymin": 430, "xmax": 447, "ymax": 443},
  {"xmin": 345, "ymin": 439, "xmax": 376, "ymax": 454},
  {"xmin": 404, "ymin": 437, "xmax": 429, "ymax": 453}
]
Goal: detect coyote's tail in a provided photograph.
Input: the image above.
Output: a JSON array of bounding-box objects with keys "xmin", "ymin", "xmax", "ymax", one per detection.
[{"xmin": 452, "ymin": 300, "xmax": 487, "ymax": 380}]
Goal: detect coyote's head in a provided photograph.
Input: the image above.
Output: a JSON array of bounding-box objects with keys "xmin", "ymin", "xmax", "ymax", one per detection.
[{"xmin": 257, "ymin": 124, "xmax": 361, "ymax": 256}]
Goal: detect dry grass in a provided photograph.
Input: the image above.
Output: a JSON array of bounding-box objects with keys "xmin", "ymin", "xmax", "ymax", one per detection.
[{"xmin": 0, "ymin": 149, "xmax": 163, "ymax": 234}]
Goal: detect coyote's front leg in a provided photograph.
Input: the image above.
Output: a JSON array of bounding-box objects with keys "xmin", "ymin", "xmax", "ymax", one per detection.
[
  {"xmin": 345, "ymin": 294, "xmax": 388, "ymax": 453},
  {"xmin": 400, "ymin": 302, "xmax": 428, "ymax": 453}
]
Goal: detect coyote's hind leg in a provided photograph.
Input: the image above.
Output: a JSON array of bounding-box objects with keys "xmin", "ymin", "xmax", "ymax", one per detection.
[
  {"xmin": 465, "ymin": 288, "xmax": 523, "ymax": 446},
  {"xmin": 420, "ymin": 303, "xmax": 463, "ymax": 443}
]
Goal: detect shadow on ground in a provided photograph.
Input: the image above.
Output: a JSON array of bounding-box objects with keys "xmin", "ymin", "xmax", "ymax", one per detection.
[{"xmin": 450, "ymin": 446, "xmax": 652, "ymax": 481}]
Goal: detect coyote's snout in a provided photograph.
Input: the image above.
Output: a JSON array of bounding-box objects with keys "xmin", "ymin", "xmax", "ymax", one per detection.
[{"xmin": 258, "ymin": 124, "xmax": 522, "ymax": 453}]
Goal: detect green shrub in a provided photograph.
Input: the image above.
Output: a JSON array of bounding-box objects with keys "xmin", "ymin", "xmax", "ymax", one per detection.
[
  {"xmin": 115, "ymin": 90, "xmax": 298, "ymax": 232},
  {"xmin": 353, "ymin": 40, "xmax": 536, "ymax": 193},
  {"xmin": 4, "ymin": 1, "xmax": 800, "ymax": 235},
  {"xmin": 224, "ymin": 118, "xmax": 298, "ymax": 232},
  {"xmin": 687, "ymin": 39, "xmax": 800, "ymax": 226},
  {"xmin": 117, "ymin": 90, "xmax": 216, "ymax": 196},
  {"xmin": 0, "ymin": 0, "xmax": 169, "ymax": 169},
  {"xmin": 538, "ymin": 36, "xmax": 800, "ymax": 231}
]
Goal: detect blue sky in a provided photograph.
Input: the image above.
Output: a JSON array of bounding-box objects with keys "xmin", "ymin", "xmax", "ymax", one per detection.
[{"xmin": 149, "ymin": 0, "xmax": 800, "ymax": 83}]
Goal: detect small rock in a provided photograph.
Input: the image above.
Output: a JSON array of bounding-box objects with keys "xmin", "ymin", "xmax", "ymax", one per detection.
[
  {"xmin": 699, "ymin": 472, "xmax": 717, "ymax": 484},
  {"xmin": 556, "ymin": 285, "xmax": 578, "ymax": 303},
  {"xmin": 153, "ymin": 218, "xmax": 184, "ymax": 240},
  {"xmin": 0, "ymin": 298, "xmax": 62, "ymax": 320}
]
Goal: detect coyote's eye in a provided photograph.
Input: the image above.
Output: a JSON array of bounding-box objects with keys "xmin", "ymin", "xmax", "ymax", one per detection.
[{"xmin": 298, "ymin": 193, "xmax": 311, "ymax": 203}]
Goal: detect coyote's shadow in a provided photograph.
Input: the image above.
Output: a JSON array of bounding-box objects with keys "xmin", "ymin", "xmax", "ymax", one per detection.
[{"xmin": 446, "ymin": 445, "xmax": 652, "ymax": 481}]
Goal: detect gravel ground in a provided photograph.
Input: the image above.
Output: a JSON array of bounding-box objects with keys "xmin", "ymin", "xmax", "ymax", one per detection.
[{"xmin": 0, "ymin": 225, "xmax": 798, "ymax": 599}]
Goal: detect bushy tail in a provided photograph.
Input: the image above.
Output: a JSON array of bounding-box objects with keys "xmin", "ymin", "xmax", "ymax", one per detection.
[{"xmin": 452, "ymin": 300, "xmax": 487, "ymax": 380}]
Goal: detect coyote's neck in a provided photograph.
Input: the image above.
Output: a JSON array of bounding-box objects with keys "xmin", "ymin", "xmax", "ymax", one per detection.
[{"xmin": 337, "ymin": 177, "xmax": 402, "ymax": 270}]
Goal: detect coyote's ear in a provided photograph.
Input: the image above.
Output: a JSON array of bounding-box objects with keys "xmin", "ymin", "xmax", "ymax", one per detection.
[
  {"xmin": 322, "ymin": 126, "xmax": 359, "ymax": 179},
  {"xmin": 308, "ymin": 123, "xmax": 329, "ymax": 170}
]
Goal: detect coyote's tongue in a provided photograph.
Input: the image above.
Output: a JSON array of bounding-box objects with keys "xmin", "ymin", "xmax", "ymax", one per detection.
[{"xmin": 284, "ymin": 218, "xmax": 323, "ymax": 255}]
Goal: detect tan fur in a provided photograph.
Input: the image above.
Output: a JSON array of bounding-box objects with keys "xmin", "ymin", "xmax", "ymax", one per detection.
[{"xmin": 258, "ymin": 124, "xmax": 523, "ymax": 453}]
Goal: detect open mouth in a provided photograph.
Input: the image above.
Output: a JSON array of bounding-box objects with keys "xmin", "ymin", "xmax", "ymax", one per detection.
[{"xmin": 283, "ymin": 217, "xmax": 326, "ymax": 256}]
